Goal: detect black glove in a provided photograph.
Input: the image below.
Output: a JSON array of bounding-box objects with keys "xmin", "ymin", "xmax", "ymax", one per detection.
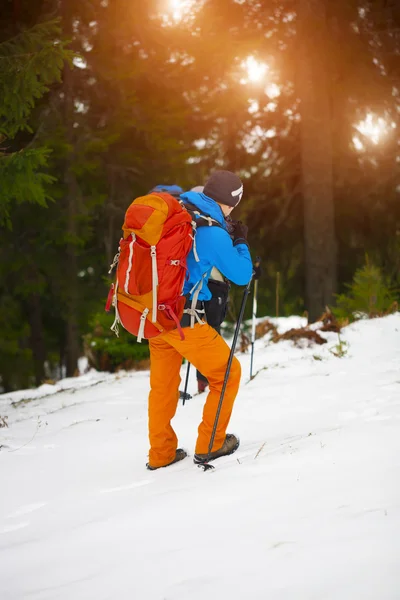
[
  {"xmin": 253, "ymin": 257, "xmax": 262, "ymax": 280},
  {"xmin": 225, "ymin": 215, "xmax": 236, "ymax": 237},
  {"xmin": 232, "ymin": 221, "xmax": 249, "ymax": 247}
]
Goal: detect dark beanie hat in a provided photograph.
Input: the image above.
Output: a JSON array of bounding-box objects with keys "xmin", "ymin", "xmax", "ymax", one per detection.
[{"xmin": 203, "ymin": 170, "xmax": 243, "ymax": 208}]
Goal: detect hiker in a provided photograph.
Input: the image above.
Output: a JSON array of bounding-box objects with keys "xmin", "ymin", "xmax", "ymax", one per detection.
[
  {"xmin": 147, "ymin": 170, "xmax": 252, "ymax": 469},
  {"xmin": 151, "ymin": 184, "xmax": 233, "ymax": 395},
  {"xmin": 188, "ymin": 186, "xmax": 232, "ymax": 394}
]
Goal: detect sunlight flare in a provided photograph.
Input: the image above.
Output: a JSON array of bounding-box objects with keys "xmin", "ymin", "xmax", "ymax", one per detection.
[
  {"xmin": 355, "ymin": 113, "xmax": 395, "ymax": 146},
  {"xmin": 241, "ymin": 56, "xmax": 268, "ymax": 85},
  {"xmin": 265, "ymin": 83, "xmax": 280, "ymax": 99},
  {"xmin": 164, "ymin": 0, "xmax": 197, "ymax": 24}
]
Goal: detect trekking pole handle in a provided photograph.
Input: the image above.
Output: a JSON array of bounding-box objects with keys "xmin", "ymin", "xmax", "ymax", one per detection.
[
  {"xmin": 251, "ymin": 257, "xmax": 261, "ymax": 345},
  {"xmin": 253, "ymin": 256, "xmax": 262, "ymax": 279}
]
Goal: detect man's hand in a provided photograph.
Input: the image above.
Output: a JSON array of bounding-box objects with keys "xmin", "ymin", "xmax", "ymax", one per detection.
[
  {"xmin": 253, "ymin": 256, "xmax": 262, "ymax": 280},
  {"xmin": 232, "ymin": 221, "xmax": 249, "ymax": 247},
  {"xmin": 225, "ymin": 215, "xmax": 236, "ymax": 236}
]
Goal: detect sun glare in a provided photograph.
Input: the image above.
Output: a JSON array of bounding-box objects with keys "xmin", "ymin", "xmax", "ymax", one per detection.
[
  {"xmin": 265, "ymin": 83, "xmax": 280, "ymax": 99},
  {"xmin": 164, "ymin": 0, "xmax": 196, "ymax": 24},
  {"xmin": 355, "ymin": 113, "xmax": 395, "ymax": 146},
  {"xmin": 170, "ymin": 0, "xmax": 184, "ymax": 22},
  {"xmin": 353, "ymin": 136, "xmax": 365, "ymax": 152},
  {"xmin": 241, "ymin": 56, "xmax": 268, "ymax": 85}
]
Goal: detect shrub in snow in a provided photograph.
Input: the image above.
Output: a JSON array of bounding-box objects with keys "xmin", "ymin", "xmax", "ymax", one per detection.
[
  {"xmin": 333, "ymin": 258, "xmax": 398, "ymax": 322},
  {"xmin": 83, "ymin": 312, "xmax": 149, "ymax": 373},
  {"xmin": 328, "ymin": 335, "xmax": 349, "ymax": 358}
]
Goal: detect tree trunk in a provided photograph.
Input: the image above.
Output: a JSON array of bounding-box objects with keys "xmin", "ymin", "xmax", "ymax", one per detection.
[
  {"xmin": 297, "ymin": 0, "xmax": 337, "ymax": 321},
  {"xmin": 63, "ymin": 67, "xmax": 80, "ymax": 377},
  {"xmin": 62, "ymin": 1, "xmax": 80, "ymax": 377},
  {"xmin": 27, "ymin": 293, "xmax": 46, "ymax": 386}
]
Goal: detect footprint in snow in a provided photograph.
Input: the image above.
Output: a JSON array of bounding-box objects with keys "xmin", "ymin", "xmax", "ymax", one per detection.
[
  {"xmin": 0, "ymin": 522, "xmax": 29, "ymax": 534},
  {"xmin": 100, "ymin": 480, "xmax": 152, "ymax": 494},
  {"xmin": 6, "ymin": 502, "xmax": 47, "ymax": 519}
]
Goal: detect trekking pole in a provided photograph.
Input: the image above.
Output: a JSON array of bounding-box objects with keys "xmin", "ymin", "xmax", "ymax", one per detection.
[
  {"xmin": 179, "ymin": 361, "xmax": 192, "ymax": 405},
  {"xmin": 201, "ymin": 275, "xmax": 254, "ymax": 471},
  {"xmin": 250, "ymin": 257, "xmax": 261, "ymax": 380}
]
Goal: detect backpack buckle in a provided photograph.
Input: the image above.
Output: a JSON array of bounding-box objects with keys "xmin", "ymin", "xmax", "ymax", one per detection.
[{"xmin": 137, "ymin": 307, "xmax": 150, "ymax": 343}]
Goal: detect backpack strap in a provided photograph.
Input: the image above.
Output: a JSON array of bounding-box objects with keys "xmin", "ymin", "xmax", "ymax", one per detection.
[
  {"xmin": 160, "ymin": 305, "xmax": 185, "ymax": 340},
  {"xmin": 183, "ymin": 273, "xmax": 207, "ymax": 328},
  {"xmin": 124, "ymin": 234, "xmax": 136, "ymax": 293},
  {"xmin": 110, "ymin": 281, "xmax": 121, "ymax": 337},
  {"xmin": 150, "ymin": 245, "xmax": 158, "ymax": 322},
  {"xmin": 137, "ymin": 308, "xmax": 150, "ymax": 343},
  {"xmin": 182, "ymin": 201, "xmax": 224, "ymax": 264},
  {"xmin": 182, "ymin": 201, "xmax": 224, "ymax": 230},
  {"xmin": 108, "ymin": 248, "xmax": 120, "ymax": 274}
]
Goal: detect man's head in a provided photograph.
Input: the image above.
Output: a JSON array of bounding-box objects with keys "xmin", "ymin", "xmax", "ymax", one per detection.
[{"xmin": 203, "ymin": 170, "xmax": 243, "ymax": 216}]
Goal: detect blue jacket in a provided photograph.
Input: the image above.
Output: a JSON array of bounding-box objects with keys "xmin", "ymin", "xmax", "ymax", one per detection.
[{"xmin": 180, "ymin": 191, "xmax": 253, "ymax": 301}]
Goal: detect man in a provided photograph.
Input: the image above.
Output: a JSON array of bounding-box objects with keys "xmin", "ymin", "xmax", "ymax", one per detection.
[
  {"xmin": 147, "ymin": 170, "xmax": 252, "ymax": 470},
  {"xmin": 188, "ymin": 186, "xmax": 232, "ymax": 394},
  {"xmin": 151, "ymin": 184, "xmax": 231, "ymax": 395}
]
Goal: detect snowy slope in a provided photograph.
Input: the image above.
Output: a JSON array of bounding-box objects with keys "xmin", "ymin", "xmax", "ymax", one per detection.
[{"xmin": 1, "ymin": 314, "xmax": 400, "ymax": 600}]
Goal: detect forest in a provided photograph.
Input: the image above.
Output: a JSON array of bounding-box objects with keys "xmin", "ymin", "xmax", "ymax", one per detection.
[{"xmin": 1, "ymin": 0, "xmax": 399, "ymax": 391}]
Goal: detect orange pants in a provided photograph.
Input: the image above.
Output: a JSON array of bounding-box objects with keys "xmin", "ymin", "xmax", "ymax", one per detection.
[{"xmin": 148, "ymin": 323, "xmax": 241, "ymax": 468}]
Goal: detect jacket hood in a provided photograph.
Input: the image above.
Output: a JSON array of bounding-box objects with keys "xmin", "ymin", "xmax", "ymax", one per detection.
[{"xmin": 180, "ymin": 191, "xmax": 227, "ymax": 229}]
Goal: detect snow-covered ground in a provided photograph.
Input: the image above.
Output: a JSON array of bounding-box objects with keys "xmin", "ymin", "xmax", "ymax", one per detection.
[{"xmin": 1, "ymin": 314, "xmax": 400, "ymax": 600}]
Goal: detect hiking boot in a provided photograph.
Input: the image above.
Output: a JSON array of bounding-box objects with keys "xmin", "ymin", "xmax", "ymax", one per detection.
[
  {"xmin": 193, "ymin": 434, "xmax": 240, "ymax": 465},
  {"xmin": 197, "ymin": 379, "xmax": 208, "ymax": 394},
  {"xmin": 146, "ymin": 448, "xmax": 187, "ymax": 471}
]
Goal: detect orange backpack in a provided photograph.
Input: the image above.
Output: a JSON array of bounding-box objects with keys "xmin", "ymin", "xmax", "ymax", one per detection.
[{"xmin": 105, "ymin": 192, "xmax": 193, "ymax": 342}]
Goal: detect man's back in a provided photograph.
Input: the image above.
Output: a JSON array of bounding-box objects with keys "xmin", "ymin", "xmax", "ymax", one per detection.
[{"xmin": 181, "ymin": 190, "xmax": 252, "ymax": 300}]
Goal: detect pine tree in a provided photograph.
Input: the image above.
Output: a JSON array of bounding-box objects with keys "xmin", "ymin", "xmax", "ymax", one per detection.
[
  {"xmin": 0, "ymin": 19, "xmax": 72, "ymax": 226},
  {"xmin": 334, "ymin": 257, "xmax": 398, "ymax": 320}
]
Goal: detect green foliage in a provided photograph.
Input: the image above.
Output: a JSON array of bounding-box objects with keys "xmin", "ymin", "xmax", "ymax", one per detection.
[
  {"xmin": 0, "ymin": 147, "xmax": 55, "ymax": 226},
  {"xmin": 0, "ymin": 20, "xmax": 72, "ymax": 138},
  {"xmin": 333, "ymin": 259, "xmax": 398, "ymax": 322},
  {"xmin": 1, "ymin": 1, "xmax": 399, "ymax": 390},
  {"xmin": 0, "ymin": 19, "xmax": 72, "ymax": 227},
  {"xmin": 0, "ymin": 295, "xmax": 34, "ymax": 392},
  {"xmin": 328, "ymin": 335, "xmax": 349, "ymax": 359},
  {"xmin": 83, "ymin": 311, "xmax": 150, "ymax": 373}
]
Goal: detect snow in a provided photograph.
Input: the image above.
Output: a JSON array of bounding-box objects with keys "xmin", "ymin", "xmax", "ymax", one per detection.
[{"xmin": 1, "ymin": 314, "xmax": 400, "ymax": 600}]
